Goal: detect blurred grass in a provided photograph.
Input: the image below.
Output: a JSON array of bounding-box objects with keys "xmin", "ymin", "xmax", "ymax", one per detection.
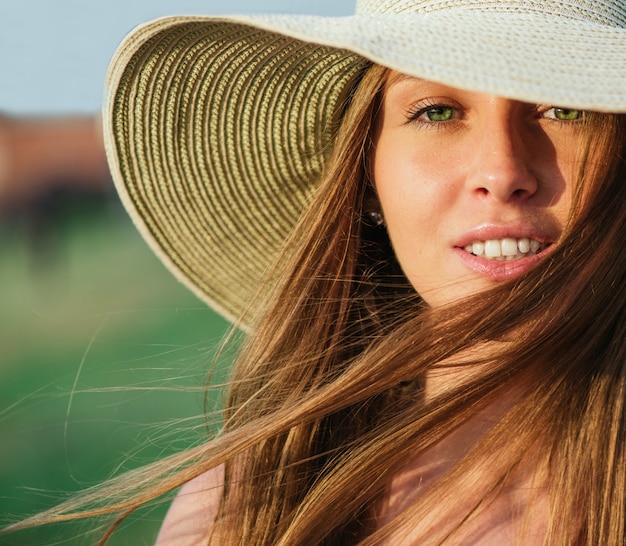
[{"xmin": 0, "ymin": 196, "xmax": 233, "ymax": 545}]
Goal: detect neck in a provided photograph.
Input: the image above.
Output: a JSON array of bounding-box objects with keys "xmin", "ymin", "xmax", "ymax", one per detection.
[{"xmin": 378, "ymin": 364, "xmax": 549, "ymax": 544}]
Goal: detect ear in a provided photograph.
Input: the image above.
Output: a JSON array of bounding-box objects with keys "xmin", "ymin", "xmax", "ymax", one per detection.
[{"xmin": 362, "ymin": 183, "xmax": 384, "ymax": 227}]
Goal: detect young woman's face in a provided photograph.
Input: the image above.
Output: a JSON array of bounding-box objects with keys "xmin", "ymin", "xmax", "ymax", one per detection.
[{"xmin": 372, "ymin": 72, "xmax": 591, "ymax": 308}]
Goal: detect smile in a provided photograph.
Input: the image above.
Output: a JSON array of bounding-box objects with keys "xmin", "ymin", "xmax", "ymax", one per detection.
[{"xmin": 463, "ymin": 238, "xmax": 549, "ymax": 261}]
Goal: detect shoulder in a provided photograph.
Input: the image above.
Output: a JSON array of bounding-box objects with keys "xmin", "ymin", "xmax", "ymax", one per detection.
[{"xmin": 154, "ymin": 465, "xmax": 224, "ymax": 545}]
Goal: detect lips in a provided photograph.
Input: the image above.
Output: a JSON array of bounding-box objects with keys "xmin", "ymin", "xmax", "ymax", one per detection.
[{"xmin": 454, "ymin": 224, "xmax": 557, "ymax": 280}]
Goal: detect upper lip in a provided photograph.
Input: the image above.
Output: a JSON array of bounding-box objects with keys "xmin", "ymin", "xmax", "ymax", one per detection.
[{"xmin": 453, "ymin": 221, "xmax": 560, "ymax": 249}]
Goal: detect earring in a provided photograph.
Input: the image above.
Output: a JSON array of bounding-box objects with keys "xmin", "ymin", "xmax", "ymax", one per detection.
[{"xmin": 364, "ymin": 210, "xmax": 385, "ymax": 227}]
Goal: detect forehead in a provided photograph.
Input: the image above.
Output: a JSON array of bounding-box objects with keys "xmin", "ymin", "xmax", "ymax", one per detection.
[
  {"xmin": 381, "ymin": 71, "xmax": 501, "ymax": 114},
  {"xmin": 384, "ymin": 71, "xmax": 492, "ymax": 100},
  {"xmin": 380, "ymin": 71, "xmax": 557, "ymax": 115},
  {"xmin": 386, "ymin": 70, "xmax": 418, "ymax": 86}
]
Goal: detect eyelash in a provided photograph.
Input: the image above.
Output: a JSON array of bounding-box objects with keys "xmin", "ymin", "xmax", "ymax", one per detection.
[
  {"xmin": 537, "ymin": 106, "xmax": 585, "ymax": 123},
  {"xmin": 404, "ymin": 101, "xmax": 460, "ymax": 127},
  {"xmin": 404, "ymin": 102, "xmax": 585, "ymax": 127}
]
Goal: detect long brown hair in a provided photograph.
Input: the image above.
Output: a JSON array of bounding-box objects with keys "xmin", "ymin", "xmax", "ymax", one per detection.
[
  {"xmin": 211, "ymin": 66, "xmax": 626, "ymax": 544},
  {"xmin": 6, "ymin": 65, "xmax": 626, "ymax": 545}
]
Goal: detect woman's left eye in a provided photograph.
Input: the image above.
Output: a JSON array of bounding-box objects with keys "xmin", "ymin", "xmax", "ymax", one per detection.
[{"xmin": 543, "ymin": 107, "xmax": 583, "ymax": 121}]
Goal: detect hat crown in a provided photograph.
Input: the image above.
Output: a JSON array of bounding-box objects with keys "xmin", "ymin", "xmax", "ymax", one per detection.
[{"xmin": 356, "ymin": 0, "xmax": 626, "ymax": 26}]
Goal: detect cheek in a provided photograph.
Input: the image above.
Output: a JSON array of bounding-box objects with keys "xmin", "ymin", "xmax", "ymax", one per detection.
[
  {"xmin": 372, "ymin": 149, "xmax": 447, "ymax": 290},
  {"xmin": 373, "ymin": 142, "xmax": 455, "ymax": 242},
  {"xmin": 374, "ymin": 138, "xmax": 414, "ymax": 206},
  {"xmin": 375, "ymin": 159, "xmax": 417, "ymax": 243},
  {"xmin": 542, "ymin": 131, "xmax": 590, "ymax": 219}
]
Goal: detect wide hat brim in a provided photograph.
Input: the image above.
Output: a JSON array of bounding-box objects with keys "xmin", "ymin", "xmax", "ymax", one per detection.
[{"xmin": 103, "ymin": 7, "xmax": 626, "ymax": 328}]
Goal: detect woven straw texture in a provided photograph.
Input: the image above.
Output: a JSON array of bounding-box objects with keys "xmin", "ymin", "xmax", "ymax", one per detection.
[
  {"xmin": 104, "ymin": 0, "xmax": 626, "ymax": 326},
  {"xmin": 105, "ymin": 20, "xmax": 366, "ymax": 325}
]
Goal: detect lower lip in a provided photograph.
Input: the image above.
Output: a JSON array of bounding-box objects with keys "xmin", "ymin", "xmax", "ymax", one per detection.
[{"xmin": 453, "ymin": 245, "xmax": 554, "ymax": 281}]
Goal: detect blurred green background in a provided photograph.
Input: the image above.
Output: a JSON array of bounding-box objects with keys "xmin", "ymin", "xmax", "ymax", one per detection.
[
  {"xmin": 0, "ymin": 194, "xmax": 233, "ymax": 545},
  {"xmin": 1, "ymin": 3, "xmax": 353, "ymax": 544}
]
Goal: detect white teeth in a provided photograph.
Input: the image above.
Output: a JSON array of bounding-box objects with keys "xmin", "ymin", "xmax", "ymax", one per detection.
[
  {"xmin": 500, "ymin": 238, "xmax": 518, "ymax": 257},
  {"xmin": 471, "ymin": 241, "xmax": 485, "ymax": 256},
  {"xmin": 484, "ymin": 240, "xmax": 502, "ymax": 258},
  {"xmin": 464, "ymin": 237, "xmax": 546, "ymax": 260},
  {"xmin": 518, "ymin": 238, "xmax": 530, "ymax": 254}
]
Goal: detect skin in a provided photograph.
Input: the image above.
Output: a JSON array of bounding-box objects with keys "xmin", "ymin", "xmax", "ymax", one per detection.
[
  {"xmin": 372, "ymin": 72, "xmax": 594, "ymax": 544},
  {"xmin": 372, "ymin": 71, "xmax": 588, "ymax": 309},
  {"xmin": 155, "ymin": 466, "xmax": 222, "ymax": 545},
  {"xmin": 157, "ymin": 72, "xmax": 595, "ymax": 544}
]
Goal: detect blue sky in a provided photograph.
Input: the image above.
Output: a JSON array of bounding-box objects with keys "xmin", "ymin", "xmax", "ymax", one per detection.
[{"xmin": 1, "ymin": 0, "xmax": 354, "ymax": 114}]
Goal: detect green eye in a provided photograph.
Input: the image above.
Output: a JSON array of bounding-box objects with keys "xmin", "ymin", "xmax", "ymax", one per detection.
[
  {"xmin": 425, "ymin": 106, "xmax": 454, "ymax": 122},
  {"xmin": 553, "ymin": 107, "xmax": 582, "ymax": 121}
]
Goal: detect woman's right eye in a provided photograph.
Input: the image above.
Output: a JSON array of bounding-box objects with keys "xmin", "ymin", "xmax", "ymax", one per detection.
[
  {"xmin": 422, "ymin": 106, "xmax": 454, "ymax": 122},
  {"xmin": 406, "ymin": 103, "xmax": 457, "ymax": 124}
]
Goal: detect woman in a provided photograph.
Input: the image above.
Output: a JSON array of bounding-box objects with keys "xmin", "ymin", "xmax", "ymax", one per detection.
[{"xmin": 10, "ymin": 0, "xmax": 626, "ymax": 544}]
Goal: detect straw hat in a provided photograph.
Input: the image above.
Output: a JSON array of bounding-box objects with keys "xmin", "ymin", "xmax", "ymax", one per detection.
[{"xmin": 103, "ymin": 0, "xmax": 626, "ymax": 327}]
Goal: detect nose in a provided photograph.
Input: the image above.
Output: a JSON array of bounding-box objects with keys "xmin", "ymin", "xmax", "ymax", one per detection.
[{"xmin": 466, "ymin": 106, "xmax": 538, "ymax": 203}]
